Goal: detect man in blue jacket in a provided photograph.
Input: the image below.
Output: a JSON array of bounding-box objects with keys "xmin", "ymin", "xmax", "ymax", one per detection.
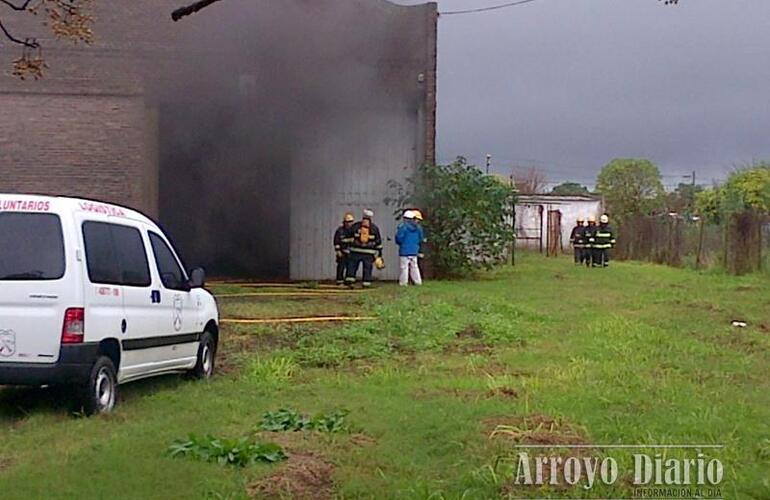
[{"xmin": 395, "ymin": 210, "xmax": 424, "ymax": 286}]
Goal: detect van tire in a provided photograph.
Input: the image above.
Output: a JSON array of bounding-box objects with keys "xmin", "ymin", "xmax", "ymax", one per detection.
[
  {"xmin": 79, "ymin": 356, "xmax": 118, "ymax": 415},
  {"xmin": 189, "ymin": 332, "xmax": 216, "ymax": 380}
]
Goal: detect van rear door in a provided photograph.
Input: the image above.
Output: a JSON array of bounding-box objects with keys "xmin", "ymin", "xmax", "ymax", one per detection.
[{"xmin": 0, "ymin": 211, "xmax": 70, "ymax": 363}]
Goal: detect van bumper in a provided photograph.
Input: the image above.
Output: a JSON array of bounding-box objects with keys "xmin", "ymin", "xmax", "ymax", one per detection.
[{"xmin": 0, "ymin": 343, "xmax": 99, "ymax": 386}]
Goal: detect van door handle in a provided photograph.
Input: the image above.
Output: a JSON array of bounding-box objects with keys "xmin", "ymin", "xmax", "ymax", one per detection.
[
  {"xmin": 151, "ymin": 290, "xmax": 161, "ymax": 304},
  {"xmin": 121, "ymin": 319, "xmax": 127, "ymax": 333}
]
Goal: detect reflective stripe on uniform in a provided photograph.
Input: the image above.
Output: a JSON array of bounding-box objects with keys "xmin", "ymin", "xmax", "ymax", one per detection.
[{"xmin": 350, "ymin": 248, "xmax": 378, "ymax": 255}]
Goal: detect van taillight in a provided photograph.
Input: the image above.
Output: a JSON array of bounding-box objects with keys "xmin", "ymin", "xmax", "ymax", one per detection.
[{"xmin": 61, "ymin": 308, "xmax": 85, "ymax": 344}]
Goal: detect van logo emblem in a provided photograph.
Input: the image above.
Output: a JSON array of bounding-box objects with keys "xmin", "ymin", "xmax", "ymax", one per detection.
[
  {"xmin": 0, "ymin": 330, "xmax": 16, "ymax": 357},
  {"xmin": 173, "ymin": 296, "xmax": 183, "ymax": 332}
]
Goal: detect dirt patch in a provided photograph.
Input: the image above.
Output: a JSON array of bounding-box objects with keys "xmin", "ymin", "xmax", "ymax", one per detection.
[
  {"xmin": 483, "ymin": 414, "xmax": 588, "ymax": 446},
  {"xmin": 411, "ymin": 387, "xmax": 484, "ymax": 401},
  {"xmin": 443, "ymin": 342, "xmax": 492, "ymax": 355},
  {"xmin": 348, "ymin": 433, "xmax": 377, "ymax": 448},
  {"xmin": 758, "ymin": 322, "xmax": 770, "ymax": 333},
  {"xmin": 248, "ymin": 451, "xmax": 335, "ymax": 500},
  {"xmin": 0, "ymin": 455, "xmax": 12, "ymax": 473},
  {"xmin": 456, "ymin": 324, "xmax": 484, "ymax": 339},
  {"xmin": 488, "ymin": 386, "xmax": 519, "ymax": 399}
]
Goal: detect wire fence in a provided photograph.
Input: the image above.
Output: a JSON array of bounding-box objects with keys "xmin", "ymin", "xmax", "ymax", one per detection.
[{"xmin": 614, "ymin": 212, "xmax": 770, "ymax": 275}]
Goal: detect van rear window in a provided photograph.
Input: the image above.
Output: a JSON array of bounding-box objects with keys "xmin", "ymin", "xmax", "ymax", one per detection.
[{"xmin": 0, "ymin": 213, "xmax": 65, "ymax": 280}]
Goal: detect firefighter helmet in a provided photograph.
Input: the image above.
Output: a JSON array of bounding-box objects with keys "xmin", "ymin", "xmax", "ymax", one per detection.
[
  {"xmin": 403, "ymin": 210, "xmax": 416, "ymax": 219},
  {"xmin": 363, "ymin": 209, "xmax": 374, "ymax": 219},
  {"xmin": 413, "ymin": 210, "xmax": 424, "ymax": 221},
  {"xmin": 343, "ymin": 213, "xmax": 355, "ymax": 223},
  {"xmin": 600, "ymin": 214, "xmax": 609, "ymax": 224},
  {"xmin": 587, "ymin": 215, "xmax": 597, "ymax": 223},
  {"xmin": 577, "ymin": 216, "xmax": 584, "ymax": 223}
]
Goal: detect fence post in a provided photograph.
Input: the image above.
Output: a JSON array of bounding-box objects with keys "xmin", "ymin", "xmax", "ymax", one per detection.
[
  {"xmin": 723, "ymin": 217, "xmax": 729, "ymax": 272},
  {"xmin": 695, "ymin": 218, "xmax": 705, "ymax": 270}
]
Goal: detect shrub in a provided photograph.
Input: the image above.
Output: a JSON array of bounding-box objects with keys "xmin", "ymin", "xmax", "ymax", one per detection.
[{"xmin": 167, "ymin": 434, "xmax": 286, "ymax": 467}]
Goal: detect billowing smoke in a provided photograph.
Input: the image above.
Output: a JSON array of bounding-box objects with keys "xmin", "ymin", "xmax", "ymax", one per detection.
[{"xmin": 145, "ymin": 0, "xmax": 430, "ymax": 278}]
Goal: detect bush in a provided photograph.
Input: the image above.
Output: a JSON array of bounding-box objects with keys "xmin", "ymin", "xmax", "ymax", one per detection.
[{"xmin": 386, "ymin": 157, "xmax": 516, "ymax": 277}]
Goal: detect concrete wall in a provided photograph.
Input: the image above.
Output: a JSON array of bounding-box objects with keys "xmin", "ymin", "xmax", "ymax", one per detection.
[{"xmin": 516, "ymin": 198, "xmax": 602, "ymax": 251}]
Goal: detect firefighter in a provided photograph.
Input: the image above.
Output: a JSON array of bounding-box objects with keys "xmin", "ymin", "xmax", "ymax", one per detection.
[
  {"xmin": 569, "ymin": 217, "xmax": 585, "ymax": 264},
  {"xmin": 592, "ymin": 214, "xmax": 616, "ymax": 267},
  {"xmin": 584, "ymin": 215, "xmax": 597, "ymax": 267},
  {"xmin": 345, "ymin": 208, "xmax": 384, "ymax": 288},
  {"xmin": 333, "ymin": 212, "xmax": 355, "ymax": 285}
]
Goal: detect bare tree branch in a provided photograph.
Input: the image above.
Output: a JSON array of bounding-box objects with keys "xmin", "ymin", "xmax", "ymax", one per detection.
[
  {"xmin": 0, "ymin": 18, "xmax": 39, "ymax": 48},
  {"xmin": 171, "ymin": 0, "xmax": 225, "ymax": 22},
  {"xmin": 0, "ymin": 0, "xmax": 34, "ymax": 11}
]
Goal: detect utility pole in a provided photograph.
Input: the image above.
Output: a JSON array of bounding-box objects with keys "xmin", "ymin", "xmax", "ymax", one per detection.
[{"xmin": 486, "ymin": 154, "xmax": 492, "ymax": 175}]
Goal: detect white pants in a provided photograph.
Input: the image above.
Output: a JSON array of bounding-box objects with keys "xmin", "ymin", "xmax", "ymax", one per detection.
[{"xmin": 399, "ymin": 256, "xmax": 422, "ymax": 286}]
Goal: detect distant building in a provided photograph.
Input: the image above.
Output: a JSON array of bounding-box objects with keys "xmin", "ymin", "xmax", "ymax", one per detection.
[
  {"xmin": 515, "ymin": 194, "xmax": 603, "ymax": 255},
  {"xmin": 0, "ymin": 0, "xmax": 438, "ymax": 280}
]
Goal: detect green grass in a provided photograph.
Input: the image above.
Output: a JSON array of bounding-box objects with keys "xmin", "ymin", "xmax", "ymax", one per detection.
[{"xmin": 0, "ymin": 253, "xmax": 768, "ymax": 499}]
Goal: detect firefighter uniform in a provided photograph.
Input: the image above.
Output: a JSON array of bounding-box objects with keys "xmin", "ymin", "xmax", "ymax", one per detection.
[
  {"xmin": 333, "ymin": 214, "xmax": 355, "ymax": 285},
  {"xmin": 346, "ymin": 210, "xmax": 383, "ymax": 288},
  {"xmin": 569, "ymin": 218, "xmax": 586, "ymax": 264},
  {"xmin": 583, "ymin": 218, "xmax": 597, "ymax": 267},
  {"xmin": 592, "ymin": 216, "xmax": 616, "ymax": 267}
]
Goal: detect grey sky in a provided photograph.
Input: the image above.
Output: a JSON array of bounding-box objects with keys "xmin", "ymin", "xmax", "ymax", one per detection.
[{"xmin": 395, "ymin": 0, "xmax": 770, "ymax": 189}]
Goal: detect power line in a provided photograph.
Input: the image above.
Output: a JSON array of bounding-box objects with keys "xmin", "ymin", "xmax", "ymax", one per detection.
[{"xmin": 440, "ymin": 0, "xmax": 543, "ymax": 16}]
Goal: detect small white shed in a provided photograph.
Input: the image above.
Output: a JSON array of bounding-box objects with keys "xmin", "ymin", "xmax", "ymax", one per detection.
[{"xmin": 515, "ymin": 194, "xmax": 603, "ymax": 255}]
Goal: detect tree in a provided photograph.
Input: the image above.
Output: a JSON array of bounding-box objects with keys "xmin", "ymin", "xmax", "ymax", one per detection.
[
  {"xmin": 386, "ymin": 157, "xmax": 516, "ymax": 277},
  {"xmin": 721, "ymin": 163, "xmax": 770, "ymax": 214},
  {"xmin": 1, "ymin": 0, "xmax": 94, "ymax": 79},
  {"xmin": 551, "ymin": 182, "xmax": 589, "ymax": 196},
  {"xmin": 665, "ymin": 182, "xmax": 703, "ymax": 217},
  {"xmin": 596, "ymin": 158, "xmax": 665, "ymax": 219},
  {"xmin": 513, "ymin": 166, "xmax": 547, "ymax": 195}
]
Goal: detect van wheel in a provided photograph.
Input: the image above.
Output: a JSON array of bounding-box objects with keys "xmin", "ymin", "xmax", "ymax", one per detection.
[
  {"xmin": 79, "ymin": 356, "xmax": 118, "ymax": 415},
  {"xmin": 189, "ymin": 332, "xmax": 216, "ymax": 380}
]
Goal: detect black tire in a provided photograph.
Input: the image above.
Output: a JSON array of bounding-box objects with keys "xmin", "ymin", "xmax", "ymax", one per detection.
[
  {"xmin": 78, "ymin": 356, "xmax": 118, "ymax": 416},
  {"xmin": 189, "ymin": 331, "xmax": 216, "ymax": 380}
]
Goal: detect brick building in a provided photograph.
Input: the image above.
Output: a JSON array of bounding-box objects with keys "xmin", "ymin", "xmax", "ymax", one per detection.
[{"xmin": 0, "ymin": 0, "xmax": 437, "ymax": 280}]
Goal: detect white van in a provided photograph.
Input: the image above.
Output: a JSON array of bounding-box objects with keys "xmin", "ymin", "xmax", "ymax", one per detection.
[{"xmin": 0, "ymin": 194, "xmax": 219, "ymax": 414}]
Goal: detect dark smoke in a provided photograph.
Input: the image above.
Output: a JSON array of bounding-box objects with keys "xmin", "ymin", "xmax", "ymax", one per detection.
[{"xmin": 148, "ymin": 0, "xmax": 428, "ymax": 278}]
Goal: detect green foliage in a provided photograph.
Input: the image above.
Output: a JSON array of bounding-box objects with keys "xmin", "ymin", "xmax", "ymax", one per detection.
[
  {"xmin": 247, "ymin": 356, "xmax": 297, "ymax": 385},
  {"xmin": 694, "ymin": 187, "xmax": 723, "ymax": 223},
  {"xmin": 550, "ymin": 181, "xmax": 590, "ymax": 196},
  {"xmin": 666, "ymin": 182, "xmax": 703, "ymax": 216},
  {"xmin": 386, "ymin": 157, "xmax": 517, "ymax": 277},
  {"xmin": 258, "ymin": 408, "xmax": 350, "ymax": 433},
  {"xmin": 695, "ymin": 164, "xmax": 770, "ymax": 223},
  {"xmin": 167, "ymin": 434, "xmax": 286, "ymax": 467},
  {"xmin": 722, "ymin": 163, "xmax": 770, "ymax": 213},
  {"xmin": 596, "ymin": 158, "xmax": 665, "ymax": 218}
]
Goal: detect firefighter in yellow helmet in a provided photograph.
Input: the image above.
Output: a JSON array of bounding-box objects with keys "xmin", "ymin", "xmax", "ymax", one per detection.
[
  {"xmin": 346, "ymin": 209, "xmax": 383, "ymax": 288},
  {"xmin": 569, "ymin": 216, "xmax": 586, "ymax": 265},
  {"xmin": 333, "ymin": 213, "xmax": 355, "ymax": 285}
]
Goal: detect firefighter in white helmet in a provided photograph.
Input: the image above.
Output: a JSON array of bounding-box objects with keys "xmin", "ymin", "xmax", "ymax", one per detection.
[
  {"xmin": 346, "ymin": 209, "xmax": 383, "ymax": 288},
  {"xmin": 584, "ymin": 215, "xmax": 597, "ymax": 267},
  {"xmin": 593, "ymin": 214, "xmax": 616, "ymax": 267}
]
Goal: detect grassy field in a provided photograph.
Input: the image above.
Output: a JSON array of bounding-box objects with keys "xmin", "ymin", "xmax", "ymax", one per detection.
[{"xmin": 0, "ymin": 254, "xmax": 768, "ymax": 499}]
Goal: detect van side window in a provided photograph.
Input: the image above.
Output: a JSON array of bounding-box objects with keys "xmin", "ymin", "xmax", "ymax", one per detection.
[
  {"xmin": 149, "ymin": 232, "xmax": 187, "ymax": 291},
  {"xmin": 0, "ymin": 213, "xmax": 65, "ymax": 281},
  {"xmin": 83, "ymin": 222, "xmax": 151, "ymax": 287}
]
